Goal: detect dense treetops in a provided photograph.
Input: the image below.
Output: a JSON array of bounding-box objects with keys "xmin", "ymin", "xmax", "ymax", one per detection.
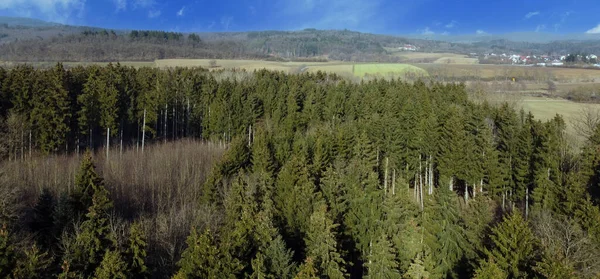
[{"xmin": 1, "ymin": 64, "xmax": 600, "ymax": 277}]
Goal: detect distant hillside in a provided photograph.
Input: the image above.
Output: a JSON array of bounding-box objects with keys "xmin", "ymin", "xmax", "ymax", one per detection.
[
  {"xmin": 1, "ymin": 16, "xmax": 600, "ymax": 62},
  {"xmin": 0, "ymin": 16, "xmax": 61, "ymax": 27},
  {"xmin": 408, "ymin": 32, "xmax": 600, "ymax": 44}
]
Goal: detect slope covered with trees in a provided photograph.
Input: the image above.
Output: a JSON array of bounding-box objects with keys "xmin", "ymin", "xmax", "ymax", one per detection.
[{"xmin": 1, "ymin": 64, "xmax": 600, "ymax": 278}]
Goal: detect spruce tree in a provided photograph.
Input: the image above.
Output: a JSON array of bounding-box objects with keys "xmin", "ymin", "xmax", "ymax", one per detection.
[
  {"xmin": 174, "ymin": 228, "xmax": 222, "ymax": 278},
  {"xmin": 125, "ymin": 221, "xmax": 148, "ymax": 278},
  {"xmin": 12, "ymin": 245, "xmax": 52, "ymax": 279},
  {"xmin": 365, "ymin": 232, "xmax": 400, "ymax": 279},
  {"xmin": 486, "ymin": 210, "xmax": 538, "ymax": 278},
  {"xmin": 94, "ymin": 250, "xmax": 128, "ymax": 279},
  {"xmin": 305, "ymin": 203, "xmax": 346, "ymax": 279},
  {"xmin": 0, "ymin": 224, "xmax": 15, "ymax": 277},
  {"xmin": 72, "ymin": 151, "xmax": 103, "ymax": 215},
  {"xmin": 294, "ymin": 257, "xmax": 319, "ymax": 279},
  {"xmin": 472, "ymin": 258, "xmax": 507, "ymax": 279},
  {"xmin": 65, "ymin": 170, "xmax": 116, "ymax": 277}
]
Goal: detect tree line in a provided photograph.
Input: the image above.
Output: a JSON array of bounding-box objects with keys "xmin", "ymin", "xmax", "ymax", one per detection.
[{"xmin": 1, "ymin": 64, "xmax": 600, "ymax": 278}]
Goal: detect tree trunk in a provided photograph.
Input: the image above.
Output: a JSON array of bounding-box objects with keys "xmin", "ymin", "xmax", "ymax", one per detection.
[
  {"xmin": 120, "ymin": 129, "xmax": 123, "ymax": 159},
  {"xmin": 429, "ymin": 155, "xmax": 433, "ymax": 194},
  {"xmin": 392, "ymin": 168, "xmax": 396, "ymax": 196},
  {"xmin": 525, "ymin": 187, "xmax": 529, "ymax": 220},
  {"xmin": 142, "ymin": 109, "xmax": 146, "ymax": 154},
  {"xmin": 106, "ymin": 127, "xmax": 110, "ymax": 161},
  {"xmin": 502, "ymin": 189, "xmax": 506, "ymax": 211},
  {"xmin": 248, "ymin": 125, "xmax": 252, "ymax": 147},
  {"xmin": 20, "ymin": 128, "xmax": 24, "ymax": 160},
  {"xmin": 164, "ymin": 103, "xmax": 168, "ymax": 143},
  {"xmin": 464, "ymin": 183, "xmax": 469, "ymax": 204},
  {"xmin": 384, "ymin": 157, "xmax": 389, "ymax": 195},
  {"xmin": 414, "ymin": 173, "xmax": 418, "ymax": 201},
  {"xmin": 29, "ymin": 130, "xmax": 32, "ymax": 158},
  {"xmin": 449, "ymin": 176, "xmax": 454, "ymax": 191},
  {"xmin": 186, "ymin": 97, "xmax": 190, "ymax": 137},
  {"xmin": 172, "ymin": 102, "xmax": 176, "ymax": 140},
  {"xmin": 480, "ymin": 178, "xmax": 483, "ymax": 193}
]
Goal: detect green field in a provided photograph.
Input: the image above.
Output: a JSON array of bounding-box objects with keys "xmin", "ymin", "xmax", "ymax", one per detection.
[
  {"xmin": 520, "ymin": 97, "xmax": 600, "ymax": 144},
  {"xmin": 353, "ymin": 63, "xmax": 429, "ymax": 77}
]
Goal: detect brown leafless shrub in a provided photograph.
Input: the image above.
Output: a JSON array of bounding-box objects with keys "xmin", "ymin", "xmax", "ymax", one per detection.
[{"xmin": 0, "ymin": 139, "xmax": 226, "ymax": 274}]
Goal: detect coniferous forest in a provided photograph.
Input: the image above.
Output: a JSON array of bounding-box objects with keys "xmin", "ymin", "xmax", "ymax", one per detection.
[{"xmin": 0, "ymin": 63, "xmax": 600, "ymax": 278}]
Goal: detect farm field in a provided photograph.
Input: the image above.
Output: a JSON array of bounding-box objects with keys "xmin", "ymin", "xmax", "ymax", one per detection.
[
  {"xmin": 155, "ymin": 59, "xmax": 430, "ymax": 78},
  {"xmin": 419, "ymin": 63, "xmax": 600, "ymax": 82},
  {"xmin": 383, "ymin": 49, "xmax": 478, "ymax": 64},
  {"xmin": 520, "ymin": 96, "xmax": 600, "ymax": 143},
  {"xmin": 353, "ymin": 63, "xmax": 429, "ymax": 77}
]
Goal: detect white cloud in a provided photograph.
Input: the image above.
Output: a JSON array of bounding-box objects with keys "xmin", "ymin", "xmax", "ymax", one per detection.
[
  {"xmin": 535, "ymin": 24, "xmax": 546, "ymax": 32},
  {"xmin": 177, "ymin": 6, "xmax": 185, "ymax": 16},
  {"xmin": 586, "ymin": 24, "xmax": 600, "ymax": 34},
  {"xmin": 133, "ymin": 0, "xmax": 154, "ymax": 9},
  {"xmin": 476, "ymin": 29, "xmax": 487, "ymax": 35},
  {"xmin": 113, "ymin": 0, "xmax": 126, "ymax": 11},
  {"xmin": 420, "ymin": 27, "xmax": 434, "ymax": 35},
  {"xmin": 525, "ymin": 11, "xmax": 540, "ymax": 19},
  {"xmin": 148, "ymin": 9, "xmax": 161, "ymax": 18},
  {"xmin": 445, "ymin": 20, "xmax": 457, "ymax": 29},
  {"xmin": 441, "ymin": 31, "xmax": 449, "ymax": 36},
  {"xmin": 0, "ymin": 0, "xmax": 85, "ymax": 23}
]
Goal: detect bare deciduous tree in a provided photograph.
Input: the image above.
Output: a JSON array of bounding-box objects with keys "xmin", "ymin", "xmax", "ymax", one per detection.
[{"xmin": 573, "ymin": 106, "xmax": 600, "ymax": 140}]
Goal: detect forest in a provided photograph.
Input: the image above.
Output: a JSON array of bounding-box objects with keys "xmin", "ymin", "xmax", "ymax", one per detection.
[{"xmin": 0, "ymin": 63, "xmax": 600, "ymax": 278}]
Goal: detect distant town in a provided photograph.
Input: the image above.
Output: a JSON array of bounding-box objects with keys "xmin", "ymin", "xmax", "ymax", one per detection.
[{"xmin": 397, "ymin": 44, "xmax": 600, "ymax": 68}]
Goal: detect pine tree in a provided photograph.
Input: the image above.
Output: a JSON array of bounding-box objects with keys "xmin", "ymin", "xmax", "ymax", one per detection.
[
  {"xmin": 263, "ymin": 235, "xmax": 296, "ymax": 279},
  {"xmin": 305, "ymin": 203, "xmax": 346, "ymax": 279},
  {"xmin": 94, "ymin": 250, "xmax": 128, "ymax": 279},
  {"xmin": 65, "ymin": 170, "xmax": 116, "ymax": 277},
  {"xmin": 174, "ymin": 228, "xmax": 222, "ymax": 278},
  {"xmin": 403, "ymin": 256, "xmax": 429, "ymax": 279},
  {"xmin": 78, "ymin": 68, "xmax": 102, "ymax": 147},
  {"xmin": 294, "ymin": 257, "xmax": 319, "ymax": 279},
  {"xmin": 423, "ymin": 186, "xmax": 471, "ymax": 278},
  {"xmin": 12, "ymin": 245, "xmax": 52, "ymax": 279},
  {"xmin": 30, "ymin": 63, "xmax": 71, "ymax": 154},
  {"xmin": 29, "ymin": 188, "xmax": 56, "ymax": 249},
  {"xmin": 472, "ymin": 258, "xmax": 507, "ymax": 279},
  {"xmin": 72, "ymin": 151, "xmax": 103, "ymax": 215},
  {"xmin": 365, "ymin": 232, "xmax": 401, "ymax": 279},
  {"xmin": 125, "ymin": 221, "xmax": 148, "ymax": 277},
  {"xmin": 0, "ymin": 224, "xmax": 15, "ymax": 277},
  {"xmin": 486, "ymin": 210, "xmax": 538, "ymax": 278}
]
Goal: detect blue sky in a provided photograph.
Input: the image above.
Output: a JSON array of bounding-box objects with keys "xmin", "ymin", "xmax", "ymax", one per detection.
[{"xmin": 1, "ymin": 0, "xmax": 600, "ymax": 35}]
